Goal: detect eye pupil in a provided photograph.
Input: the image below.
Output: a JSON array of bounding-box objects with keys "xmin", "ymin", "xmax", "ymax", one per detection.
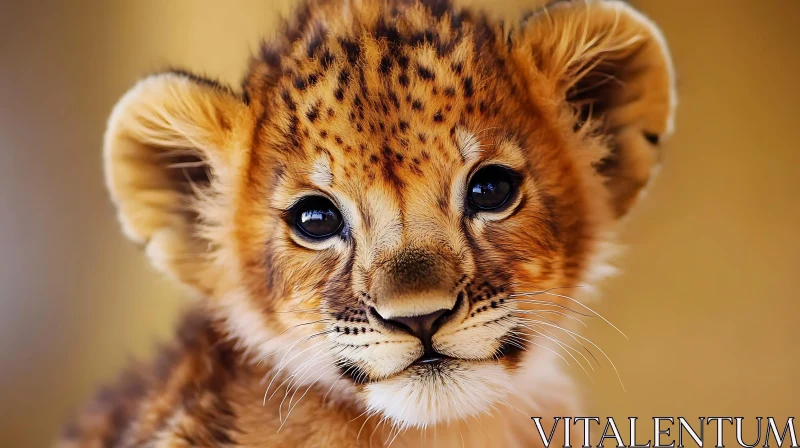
[
  {"xmin": 294, "ymin": 197, "xmax": 343, "ymax": 238},
  {"xmin": 467, "ymin": 166, "xmax": 516, "ymax": 211}
]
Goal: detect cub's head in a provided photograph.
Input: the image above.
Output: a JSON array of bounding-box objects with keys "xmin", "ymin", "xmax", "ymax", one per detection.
[{"xmin": 104, "ymin": 0, "xmax": 674, "ymax": 429}]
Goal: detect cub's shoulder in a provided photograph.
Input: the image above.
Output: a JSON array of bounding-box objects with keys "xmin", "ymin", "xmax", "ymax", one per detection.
[{"xmin": 57, "ymin": 309, "xmax": 243, "ymax": 447}]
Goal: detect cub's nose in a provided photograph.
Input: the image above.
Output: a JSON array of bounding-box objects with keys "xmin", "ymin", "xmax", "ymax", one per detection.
[{"xmin": 384, "ymin": 309, "xmax": 450, "ymax": 353}]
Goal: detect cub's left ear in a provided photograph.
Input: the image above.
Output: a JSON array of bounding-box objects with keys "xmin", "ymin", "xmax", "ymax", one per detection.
[
  {"xmin": 512, "ymin": 0, "xmax": 676, "ymax": 217},
  {"xmin": 104, "ymin": 72, "xmax": 253, "ymax": 295}
]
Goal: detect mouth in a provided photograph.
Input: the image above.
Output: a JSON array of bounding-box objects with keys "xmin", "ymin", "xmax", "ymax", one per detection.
[
  {"xmin": 412, "ymin": 332, "xmax": 522, "ymax": 366},
  {"xmin": 339, "ymin": 322, "xmax": 526, "ymax": 384},
  {"xmin": 412, "ymin": 352, "xmax": 453, "ymax": 366}
]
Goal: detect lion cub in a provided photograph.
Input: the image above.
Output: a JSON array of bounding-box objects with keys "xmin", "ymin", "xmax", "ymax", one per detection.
[{"xmin": 59, "ymin": 0, "xmax": 674, "ymax": 446}]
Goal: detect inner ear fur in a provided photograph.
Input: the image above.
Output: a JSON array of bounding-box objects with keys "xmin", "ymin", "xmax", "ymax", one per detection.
[
  {"xmin": 513, "ymin": 0, "xmax": 676, "ymax": 217},
  {"xmin": 104, "ymin": 72, "xmax": 252, "ymax": 294}
]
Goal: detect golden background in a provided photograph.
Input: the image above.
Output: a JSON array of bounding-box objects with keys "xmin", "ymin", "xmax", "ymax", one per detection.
[{"xmin": 1, "ymin": 1, "xmax": 797, "ymax": 446}]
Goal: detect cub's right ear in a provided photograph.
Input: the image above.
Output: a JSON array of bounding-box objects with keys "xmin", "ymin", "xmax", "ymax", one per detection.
[{"xmin": 104, "ymin": 72, "xmax": 253, "ymax": 295}]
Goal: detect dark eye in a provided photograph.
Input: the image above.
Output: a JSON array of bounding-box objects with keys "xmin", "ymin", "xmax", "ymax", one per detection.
[
  {"xmin": 467, "ymin": 166, "xmax": 517, "ymax": 211},
  {"xmin": 293, "ymin": 196, "xmax": 344, "ymax": 239}
]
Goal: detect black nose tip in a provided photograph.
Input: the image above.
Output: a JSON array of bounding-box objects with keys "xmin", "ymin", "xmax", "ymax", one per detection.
[{"xmin": 385, "ymin": 309, "xmax": 449, "ymax": 351}]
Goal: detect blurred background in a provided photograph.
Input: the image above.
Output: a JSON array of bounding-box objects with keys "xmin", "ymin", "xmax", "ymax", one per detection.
[{"xmin": 1, "ymin": 0, "xmax": 798, "ymax": 446}]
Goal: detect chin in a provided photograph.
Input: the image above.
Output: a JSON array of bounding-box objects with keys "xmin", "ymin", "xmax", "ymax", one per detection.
[{"xmin": 361, "ymin": 359, "xmax": 514, "ymax": 429}]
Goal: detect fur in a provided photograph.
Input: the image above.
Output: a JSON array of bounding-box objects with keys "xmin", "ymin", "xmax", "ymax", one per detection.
[{"xmin": 58, "ymin": 0, "xmax": 675, "ymax": 446}]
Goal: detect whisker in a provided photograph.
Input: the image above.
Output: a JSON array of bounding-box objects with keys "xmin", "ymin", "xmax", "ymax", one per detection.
[
  {"xmin": 521, "ymin": 319, "xmax": 625, "ymax": 390},
  {"xmin": 513, "ymin": 312, "xmax": 593, "ymax": 360},
  {"xmin": 274, "ymin": 307, "xmax": 337, "ymax": 315},
  {"xmin": 513, "ymin": 324, "xmax": 595, "ymax": 379},
  {"xmin": 280, "ymin": 365, "xmax": 337, "ymax": 431},
  {"xmin": 513, "ymin": 316, "xmax": 596, "ymax": 366},
  {"xmin": 263, "ymin": 338, "xmax": 334, "ymax": 404},
  {"xmin": 322, "ymin": 370, "xmax": 348, "ymax": 405},
  {"xmin": 284, "ymin": 348, "xmax": 335, "ymax": 401},
  {"xmin": 505, "ymin": 299, "xmax": 592, "ymax": 317},
  {"xmin": 258, "ymin": 329, "xmax": 334, "ymax": 365},
  {"xmin": 508, "ymin": 285, "xmax": 583, "ymax": 296},
  {"xmin": 271, "ymin": 343, "xmax": 341, "ymax": 408},
  {"xmin": 356, "ymin": 410, "xmax": 376, "ymax": 442},
  {"xmin": 503, "ymin": 333, "xmax": 571, "ymax": 368},
  {"xmin": 511, "ymin": 327, "xmax": 591, "ymax": 377},
  {"xmin": 285, "ymin": 343, "xmax": 349, "ymax": 400},
  {"xmin": 276, "ymin": 347, "xmax": 334, "ymax": 422},
  {"xmin": 518, "ymin": 289, "xmax": 628, "ymax": 339},
  {"xmin": 256, "ymin": 319, "xmax": 333, "ymax": 347},
  {"xmin": 371, "ymin": 414, "xmax": 390, "ymax": 447},
  {"xmin": 509, "ymin": 308, "xmax": 587, "ymax": 327},
  {"xmin": 386, "ymin": 420, "xmax": 405, "ymax": 447}
]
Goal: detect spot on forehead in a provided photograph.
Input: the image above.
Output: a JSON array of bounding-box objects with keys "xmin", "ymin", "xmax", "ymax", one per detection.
[
  {"xmin": 456, "ymin": 128, "xmax": 482, "ymax": 163},
  {"xmin": 310, "ymin": 156, "xmax": 333, "ymax": 188}
]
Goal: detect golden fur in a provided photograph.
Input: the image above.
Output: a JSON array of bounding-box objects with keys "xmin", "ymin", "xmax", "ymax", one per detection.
[{"xmin": 58, "ymin": 0, "xmax": 675, "ymax": 446}]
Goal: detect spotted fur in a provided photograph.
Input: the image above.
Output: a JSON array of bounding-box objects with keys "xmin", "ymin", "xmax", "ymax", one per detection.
[{"xmin": 59, "ymin": 0, "xmax": 675, "ymax": 446}]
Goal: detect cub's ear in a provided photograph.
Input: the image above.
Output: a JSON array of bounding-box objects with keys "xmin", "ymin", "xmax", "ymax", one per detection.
[
  {"xmin": 104, "ymin": 72, "xmax": 253, "ymax": 294},
  {"xmin": 512, "ymin": 0, "xmax": 676, "ymax": 217}
]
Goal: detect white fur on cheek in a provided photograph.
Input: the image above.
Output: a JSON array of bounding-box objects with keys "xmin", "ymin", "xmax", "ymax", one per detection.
[
  {"xmin": 363, "ymin": 361, "xmax": 512, "ymax": 428},
  {"xmin": 217, "ymin": 288, "xmax": 357, "ymax": 402}
]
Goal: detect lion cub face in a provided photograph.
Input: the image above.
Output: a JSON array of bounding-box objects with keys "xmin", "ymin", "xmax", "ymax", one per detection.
[{"xmin": 104, "ymin": 0, "xmax": 674, "ymax": 429}]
